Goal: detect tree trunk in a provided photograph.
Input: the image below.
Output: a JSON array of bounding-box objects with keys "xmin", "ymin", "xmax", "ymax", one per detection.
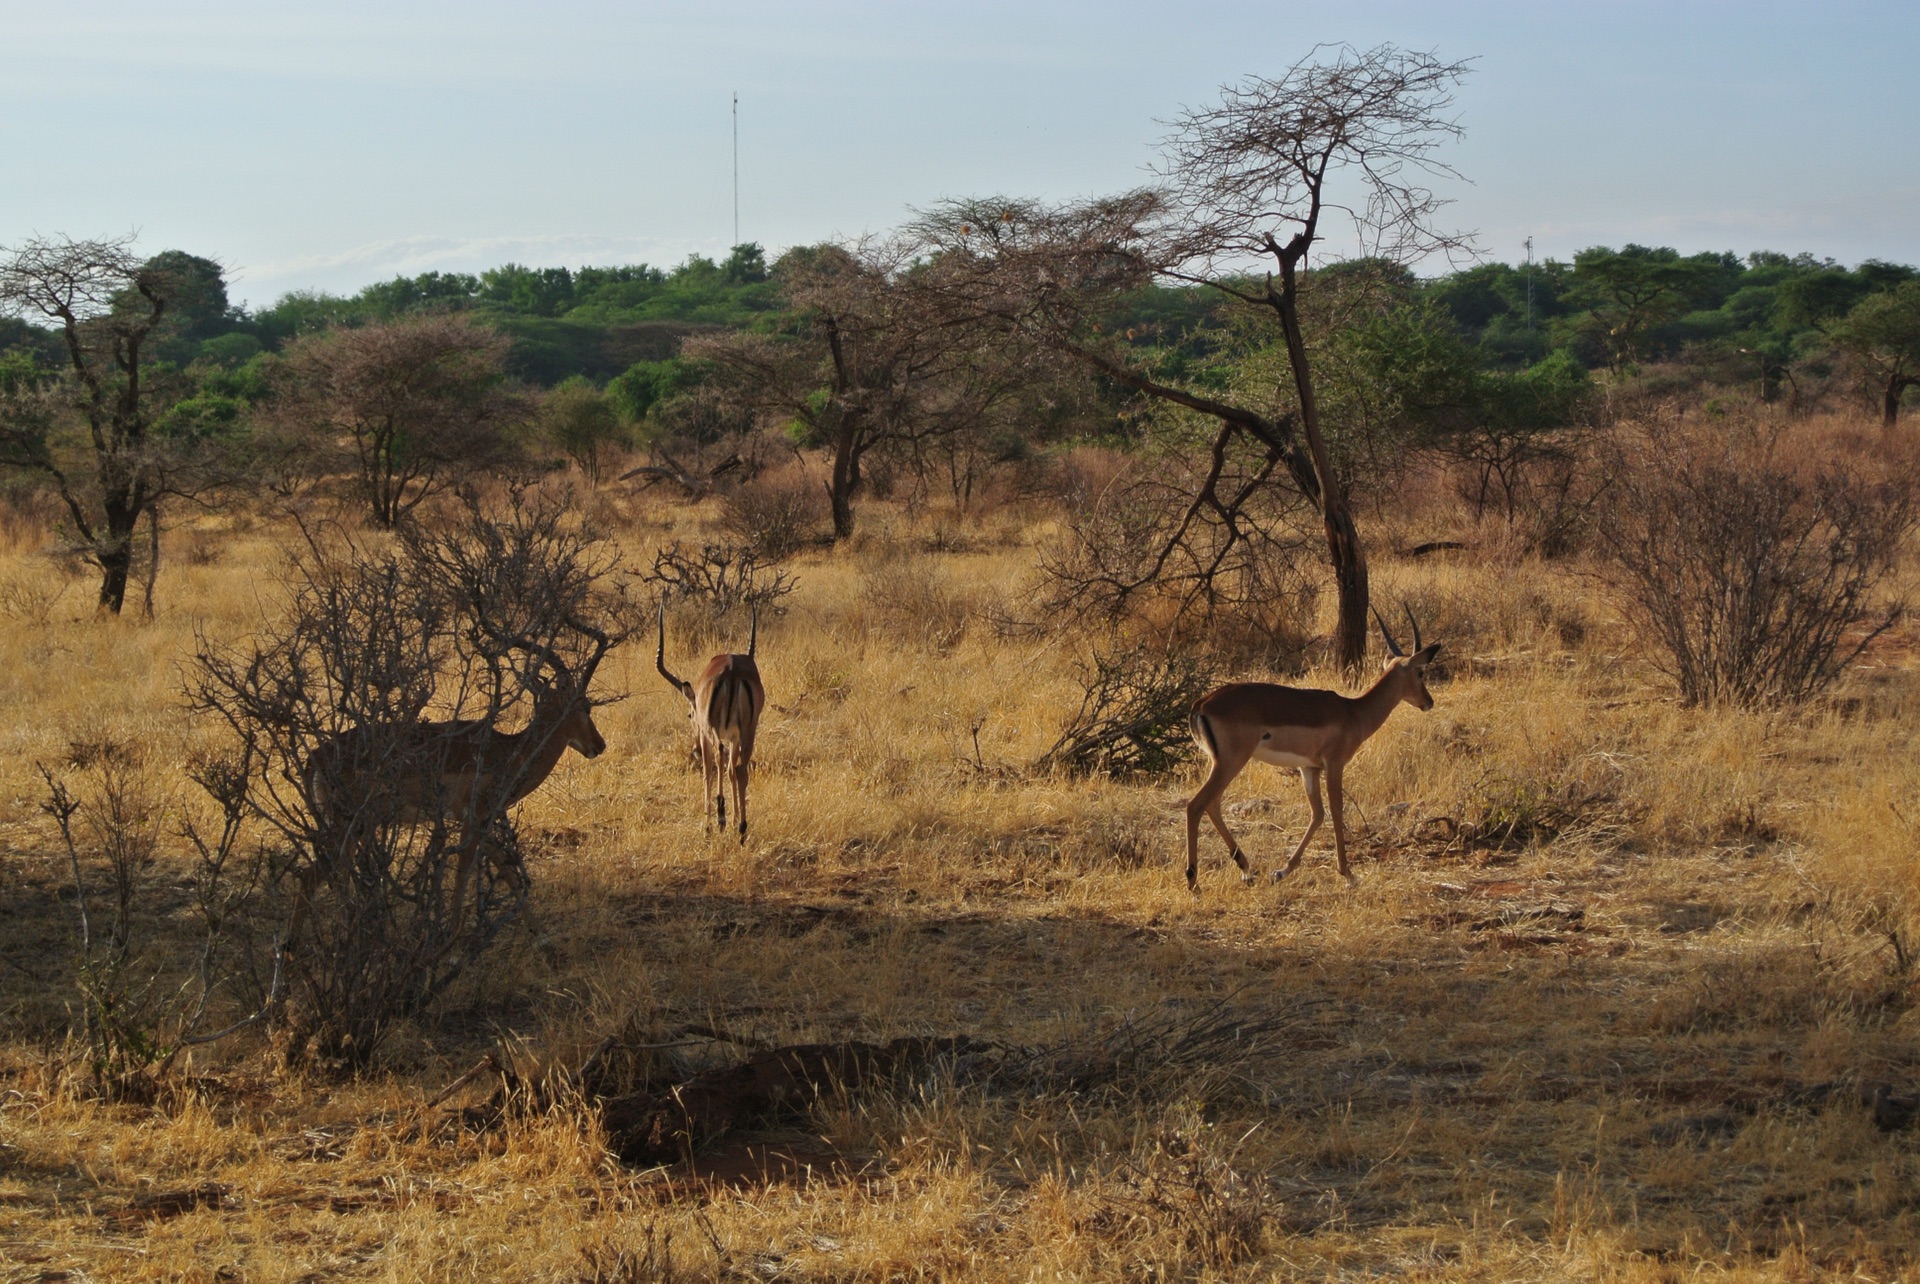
[
  {"xmin": 1323, "ymin": 501, "xmax": 1369, "ymax": 670},
  {"xmin": 96, "ymin": 536, "xmax": 133, "ymax": 614},
  {"xmin": 827, "ymin": 422, "xmax": 862, "ymax": 540},
  {"xmin": 94, "ymin": 491, "xmax": 142, "ymax": 614},
  {"xmin": 1885, "ymin": 375, "xmax": 1911, "ymax": 428},
  {"xmin": 1272, "ymin": 271, "xmax": 1369, "ymax": 674}
]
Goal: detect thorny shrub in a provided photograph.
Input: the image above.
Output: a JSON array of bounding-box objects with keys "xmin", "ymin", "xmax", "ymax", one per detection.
[
  {"xmin": 1597, "ymin": 420, "xmax": 1915, "ymax": 707},
  {"xmin": 644, "ymin": 540, "xmax": 795, "ymax": 616},
  {"xmin": 1090, "ymin": 1108, "xmax": 1276, "ymax": 1275},
  {"xmin": 1036, "ymin": 640, "xmax": 1216, "ymax": 778},
  {"xmin": 719, "ymin": 466, "xmax": 829, "ymax": 558},
  {"xmin": 1041, "ymin": 443, "xmax": 1320, "ymax": 669},
  {"xmin": 38, "ymin": 734, "xmax": 267, "ymax": 1096},
  {"xmin": 858, "ymin": 550, "xmax": 978, "ymax": 649},
  {"xmin": 186, "ymin": 493, "xmax": 630, "ymax": 1068}
]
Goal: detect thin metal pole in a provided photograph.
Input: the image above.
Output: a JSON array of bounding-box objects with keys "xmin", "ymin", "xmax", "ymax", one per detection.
[
  {"xmin": 732, "ymin": 91, "xmax": 739, "ymax": 248},
  {"xmin": 1520, "ymin": 235, "xmax": 1536, "ymax": 328}
]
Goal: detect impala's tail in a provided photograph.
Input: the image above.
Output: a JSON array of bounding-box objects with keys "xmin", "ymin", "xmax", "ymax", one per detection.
[{"xmin": 1189, "ymin": 703, "xmax": 1220, "ymax": 764}]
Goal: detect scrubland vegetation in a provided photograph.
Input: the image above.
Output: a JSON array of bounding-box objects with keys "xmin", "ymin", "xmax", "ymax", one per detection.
[
  {"xmin": 6, "ymin": 41, "xmax": 1920, "ymax": 1284},
  {"xmin": 0, "ymin": 404, "xmax": 1916, "ymax": 1280}
]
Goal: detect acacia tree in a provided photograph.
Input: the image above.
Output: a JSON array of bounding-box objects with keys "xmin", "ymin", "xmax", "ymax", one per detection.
[
  {"xmin": 272, "ymin": 314, "xmax": 527, "ymax": 526},
  {"xmin": 1829, "ymin": 280, "xmax": 1920, "ymax": 425},
  {"xmin": 1564, "ymin": 246, "xmax": 1728, "ymax": 373},
  {"xmin": 0, "ymin": 236, "xmax": 207, "ymax": 613},
  {"xmin": 538, "ymin": 377, "xmax": 631, "ymax": 485},
  {"xmin": 918, "ymin": 45, "xmax": 1472, "ymax": 670},
  {"xmin": 690, "ymin": 241, "xmax": 1045, "ymax": 539}
]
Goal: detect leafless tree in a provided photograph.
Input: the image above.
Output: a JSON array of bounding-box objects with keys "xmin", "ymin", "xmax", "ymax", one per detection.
[
  {"xmin": 0, "ymin": 236, "xmax": 218, "ymax": 613},
  {"xmin": 914, "ymin": 45, "xmax": 1472, "ymax": 670},
  {"xmin": 270, "ymin": 314, "xmax": 529, "ymax": 527}
]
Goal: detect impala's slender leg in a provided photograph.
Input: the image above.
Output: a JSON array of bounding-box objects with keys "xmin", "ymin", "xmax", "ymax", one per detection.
[
  {"xmin": 462, "ymin": 830, "xmax": 556, "ymax": 959},
  {"xmin": 1206, "ymin": 792, "xmax": 1253, "ymax": 883},
  {"xmin": 1274, "ymin": 767, "xmax": 1324, "ymax": 882},
  {"xmin": 699, "ymin": 738, "xmax": 720, "ymax": 832},
  {"xmin": 1326, "ymin": 764, "xmax": 1357, "ymax": 885},
  {"xmin": 1185, "ymin": 756, "xmax": 1250, "ymax": 891},
  {"xmin": 725, "ymin": 740, "xmax": 748, "ymax": 840}
]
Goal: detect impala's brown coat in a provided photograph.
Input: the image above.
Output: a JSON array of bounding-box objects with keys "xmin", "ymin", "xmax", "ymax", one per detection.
[
  {"xmin": 298, "ymin": 662, "xmax": 606, "ymax": 948},
  {"xmin": 1185, "ymin": 641, "xmax": 1439, "ymax": 889},
  {"xmin": 658, "ymin": 606, "xmax": 765, "ymax": 841}
]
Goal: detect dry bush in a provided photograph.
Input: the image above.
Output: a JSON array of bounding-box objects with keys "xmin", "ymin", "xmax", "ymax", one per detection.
[
  {"xmin": 1042, "ymin": 448, "xmax": 1321, "ymax": 667},
  {"xmin": 1090, "ymin": 1111, "xmax": 1277, "ymax": 1274},
  {"xmin": 719, "ymin": 465, "xmax": 829, "ymax": 558},
  {"xmin": 857, "ymin": 551, "xmax": 980, "ymax": 649},
  {"xmin": 186, "ymin": 496, "xmax": 628, "ymax": 1068},
  {"xmin": 1495, "ymin": 444, "xmax": 1614, "ymax": 558},
  {"xmin": 38, "ymin": 736, "xmax": 170, "ymax": 1089},
  {"xmin": 1370, "ymin": 558, "xmax": 1597, "ymax": 659},
  {"xmin": 644, "ymin": 540, "xmax": 796, "ymax": 615},
  {"xmin": 0, "ymin": 484, "xmax": 64, "ymax": 553},
  {"xmin": 172, "ymin": 526, "xmax": 226, "ymax": 567},
  {"xmin": 1036, "ymin": 640, "xmax": 1215, "ymax": 778},
  {"xmin": 1454, "ymin": 767, "xmax": 1623, "ymax": 852},
  {"xmin": 0, "ymin": 556, "xmax": 79, "ymax": 622},
  {"xmin": 1598, "ymin": 420, "xmax": 1914, "ymax": 707},
  {"xmin": 37, "ymin": 732, "xmax": 266, "ymax": 1096}
]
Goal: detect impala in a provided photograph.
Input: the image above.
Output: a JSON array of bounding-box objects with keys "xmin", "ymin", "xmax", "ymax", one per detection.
[
  {"xmin": 656, "ymin": 601, "xmax": 764, "ymax": 841},
  {"xmin": 1184, "ymin": 607, "xmax": 1440, "ymax": 891},
  {"xmin": 298, "ymin": 627, "xmax": 611, "ymax": 945}
]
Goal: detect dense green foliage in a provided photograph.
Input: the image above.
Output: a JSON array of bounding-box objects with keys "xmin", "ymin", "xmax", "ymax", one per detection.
[{"xmin": 5, "ymin": 238, "xmax": 1919, "ymax": 497}]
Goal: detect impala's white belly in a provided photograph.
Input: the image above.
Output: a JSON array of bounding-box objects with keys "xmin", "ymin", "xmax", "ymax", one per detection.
[{"xmin": 1253, "ymin": 746, "xmax": 1320, "ymax": 770}]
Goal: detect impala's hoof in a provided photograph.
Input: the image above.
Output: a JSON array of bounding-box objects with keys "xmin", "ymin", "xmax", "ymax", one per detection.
[
  {"xmin": 1341, "ymin": 872, "xmax": 1360, "ymax": 889},
  {"xmin": 1271, "ymin": 867, "xmax": 1294, "ymax": 884}
]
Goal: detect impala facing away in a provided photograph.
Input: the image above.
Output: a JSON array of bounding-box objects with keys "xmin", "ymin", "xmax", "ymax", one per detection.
[
  {"xmin": 299, "ymin": 626, "xmax": 611, "ymax": 945},
  {"xmin": 657, "ymin": 602, "xmax": 764, "ymax": 841},
  {"xmin": 1185, "ymin": 607, "xmax": 1440, "ymax": 891}
]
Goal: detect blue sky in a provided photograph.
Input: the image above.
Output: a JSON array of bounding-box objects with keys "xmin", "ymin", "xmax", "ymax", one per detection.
[{"xmin": 4, "ymin": 1, "xmax": 1914, "ymax": 308}]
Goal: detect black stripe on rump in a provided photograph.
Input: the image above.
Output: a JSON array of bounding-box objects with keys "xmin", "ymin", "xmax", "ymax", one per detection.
[{"xmin": 1195, "ymin": 711, "xmax": 1220, "ymax": 760}]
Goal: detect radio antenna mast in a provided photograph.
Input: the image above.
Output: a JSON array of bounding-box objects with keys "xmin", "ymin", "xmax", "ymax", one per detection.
[
  {"xmin": 1520, "ymin": 235, "xmax": 1536, "ymax": 328},
  {"xmin": 732, "ymin": 91, "xmax": 740, "ymax": 248}
]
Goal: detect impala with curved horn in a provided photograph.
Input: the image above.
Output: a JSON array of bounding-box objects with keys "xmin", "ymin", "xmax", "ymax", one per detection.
[
  {"xmin": 299, "ymin": 623, "xmax": 612, "ymax": 944},
  {"xmin": 657, "ymin": 601, "xmax": 764, "ymax": 841},
  {"xmin": 1183, "ymin": 606, "xmax": 1441, "ymax": 891}
]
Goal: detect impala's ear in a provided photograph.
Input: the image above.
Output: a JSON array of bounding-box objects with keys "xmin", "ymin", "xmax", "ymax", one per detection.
[{"xmin": 1416, "ymin": 642, "xmax": 1442, "ymax": 663}]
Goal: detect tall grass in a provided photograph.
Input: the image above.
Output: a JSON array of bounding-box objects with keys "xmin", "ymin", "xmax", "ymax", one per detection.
[{"xmin": 2, "ymin": 414, "xmax": 1918, "ymax": 1279}]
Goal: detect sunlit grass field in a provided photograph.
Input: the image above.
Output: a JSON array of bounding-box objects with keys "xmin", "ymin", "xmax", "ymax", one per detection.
[{"xmin": 3, "ymin": 423, "xmax": 1919, "ymax": 1280}]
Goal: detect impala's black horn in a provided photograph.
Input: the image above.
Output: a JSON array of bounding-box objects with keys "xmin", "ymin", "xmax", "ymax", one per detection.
[
  {"xmin": 656, "ymin": 596, "xmax": 688, "ymax": 698},
  {"xmin": 1371, "ymin": 604, "xmax": 1405, "ymax": 658},
  {"xmin": 1404, "ymin": 603, "xmax": 1424, "ymax": 654}
]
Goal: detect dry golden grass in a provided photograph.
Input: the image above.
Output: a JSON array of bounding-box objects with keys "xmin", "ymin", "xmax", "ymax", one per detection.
[{"xmin": 4, "ymin": 424, "xmax": 1920, "ymax": 1281}]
